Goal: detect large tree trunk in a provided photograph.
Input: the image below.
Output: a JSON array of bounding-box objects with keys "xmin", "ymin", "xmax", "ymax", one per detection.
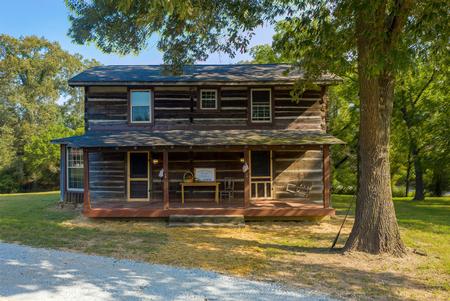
[
  {"xmin": 412, "ymin": 147, "xmax": 425, "ymax": 200},
  {"xmin": 344, "ymin": 6, "xmax": 406, "ymax": 255},
  {"xmin": 344, "ymin": 72, "xmax": 406, "ymax": 256}
]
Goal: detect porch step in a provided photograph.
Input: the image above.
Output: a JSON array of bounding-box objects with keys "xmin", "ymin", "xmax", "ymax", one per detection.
[{"xmin": 168, "ymin": 215, "xmax": 245, "ymax": 227}]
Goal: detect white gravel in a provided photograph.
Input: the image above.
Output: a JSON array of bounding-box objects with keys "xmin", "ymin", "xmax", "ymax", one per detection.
[{"xmin": 0, "ymin": 242, "xmax": 337, "ymax": 301}]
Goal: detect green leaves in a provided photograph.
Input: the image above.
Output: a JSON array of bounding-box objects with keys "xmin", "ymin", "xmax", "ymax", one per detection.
[{"xmin": 0, "ymin": 35, "xmax": 97, "ymax": 192}]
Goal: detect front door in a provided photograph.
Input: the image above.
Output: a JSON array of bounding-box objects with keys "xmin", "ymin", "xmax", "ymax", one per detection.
[{"xmin": 128, "ymin": 152, "xmax": 150, "ymax": 201}]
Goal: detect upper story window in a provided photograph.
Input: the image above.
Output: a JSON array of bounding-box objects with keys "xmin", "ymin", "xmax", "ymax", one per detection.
[
  {"xmin": 67, "ymin": 147, "xmax": 83, "ymax": 191},
  {"xmin": 200, "ymin": 89, "xmax": 218, "ymax": 110},
  {"xmin": 130, "ymin": 90, "xmax": 152, "ymax": 123},
  {"xmin": 251, "ymin": 88, "xmax": 272, "ymax": 122}
]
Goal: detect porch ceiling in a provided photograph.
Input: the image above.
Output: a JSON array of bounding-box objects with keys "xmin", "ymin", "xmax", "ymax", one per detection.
[{"xmin": 51, "ymin": 130, "xmax": 344, "ymax": 148}]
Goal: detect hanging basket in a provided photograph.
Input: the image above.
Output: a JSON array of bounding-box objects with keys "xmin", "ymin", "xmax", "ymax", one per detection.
[{"xmin": 183, "ymin": 171, "xmax": 194, "ymax": 183}]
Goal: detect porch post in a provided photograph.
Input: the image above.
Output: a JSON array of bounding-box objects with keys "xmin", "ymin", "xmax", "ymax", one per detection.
[
  {"xmin": 323, "ymin": 145, "xmax": 331, "ymax": 208},
  {"xmin": 244, "ymin": 149, "xmax": 250, "ymax": 208},
  {"xmin": 60, "ymin": 145, "xmax": 66, "ymax": 202},
  {"xmin": 163, "ymin": 150, "xmax": 169, "ymax": 209},
  {"xmin": 83, "ymin": 148, "xmax": 90, "ymax": 212}
]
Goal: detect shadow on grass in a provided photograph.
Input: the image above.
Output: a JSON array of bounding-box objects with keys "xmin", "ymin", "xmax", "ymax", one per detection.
[{"xmin": 1, "ymin": 193, "xmax": 448, "ymax": 300}]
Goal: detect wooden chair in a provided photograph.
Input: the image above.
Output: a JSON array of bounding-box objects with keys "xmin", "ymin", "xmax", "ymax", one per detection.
[
  {"xmin": 286, "ymin": 182, "xmax": 311, "ymax": 199},
  {"xmin": 220, "ymin": 178, "xmax": 235, "ymax": 202}
]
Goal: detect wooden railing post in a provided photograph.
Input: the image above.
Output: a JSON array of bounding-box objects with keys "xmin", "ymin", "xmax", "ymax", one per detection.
[
  {"xmin": 163, "ymin": 150, "xmax": 169, "ymax": 209},
  {"xmin": 60, "ymin": 145, "xmax": 66, "ymax": 202},
  {"xmin": 323, "ymin": 145, "xmax": 331, "ymax": 208},
  {"xmin": 83, "ymin": 148, "xmax": 90, "ymax": 212},
  {"xmin": 244, "ymin": 149, "xmax": 250, "ymax": 208}
]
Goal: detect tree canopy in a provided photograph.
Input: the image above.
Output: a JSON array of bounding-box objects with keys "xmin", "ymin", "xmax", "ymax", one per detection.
[{"xmin": 0, "ymin": 35, "xmax": 98, "ymax": 192}]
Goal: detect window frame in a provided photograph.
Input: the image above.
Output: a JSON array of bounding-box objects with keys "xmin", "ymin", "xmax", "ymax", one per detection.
[
  {"xmin": 130, "ymin": 89, "xmax": 153, "ymax": 124},
  {"xmin": 250, "ymin": 88, "xmax": 272, "ymax": 123},
  {"xmin": 199, "ymin": 89, "xmax": 218, "ymax": 110},
  {"xmin": 66, "ymin": 147, "xmax": 84, "ymax": 192}
]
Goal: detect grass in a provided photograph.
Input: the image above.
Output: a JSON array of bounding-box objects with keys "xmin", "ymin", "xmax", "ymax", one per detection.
[{"xmin": 0, "ymin": 192, "xmax": 449, "ymax": 300}]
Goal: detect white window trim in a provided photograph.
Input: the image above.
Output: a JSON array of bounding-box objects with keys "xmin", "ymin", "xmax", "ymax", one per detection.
[
  {"xmin": 200, "ymin": 89, "xmax": 218, "ymax": 110},
  {"xmin": 250, "ymin": 88, "xmax": 272, "ymax": 123},
  {"xmin": 66, "ymin": 147, "xmax": 84, "ymax": 192},
  {"xmin": 130, "ymin": 89, "xmax": 152, "ymax": 123}
]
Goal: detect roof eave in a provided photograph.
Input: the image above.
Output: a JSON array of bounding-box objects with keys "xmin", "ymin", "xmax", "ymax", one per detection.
[{"xmin": 68, "ymin": 79, "xmax": 342, "ymax": 87}]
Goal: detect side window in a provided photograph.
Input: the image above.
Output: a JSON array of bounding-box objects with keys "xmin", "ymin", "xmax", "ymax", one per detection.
[
  {"xmin": 200, "ymin": 89, "xmax": 218, "ymax": 110},
  {"xmin": 251, "ymin": 89, "xmax": 271, "ymax": 122},
  {"xmin": 67, "ymin": 147, "xmax": 84, "ymax": 191},
  {"xmin": 130, "ymin": 90, "xmax": 152, "ymax": 123}
]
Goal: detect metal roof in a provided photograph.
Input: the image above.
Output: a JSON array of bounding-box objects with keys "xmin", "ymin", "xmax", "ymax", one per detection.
[
  {"xmin": 68, "ymin": 64, "xmax": 340, "ymax": 86},
  {"xmin": 51, "ymin": 130, "xmax": 344, "ymax": 148}
]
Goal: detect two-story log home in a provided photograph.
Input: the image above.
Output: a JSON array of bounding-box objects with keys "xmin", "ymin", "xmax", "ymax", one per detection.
[{"xmin": 52, "ymin": 64, "xmax": 343, "ymax": 218}]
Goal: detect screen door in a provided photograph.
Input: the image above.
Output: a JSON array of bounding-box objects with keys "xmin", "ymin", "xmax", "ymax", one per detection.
[{"xmin": 128, "ymin": 152, "xmax": 149, "ymax": 201}]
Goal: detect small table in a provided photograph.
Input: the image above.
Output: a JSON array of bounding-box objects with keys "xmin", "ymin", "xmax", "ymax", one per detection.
[{"xmin": 180, "ymin": 182, "xmax": 220, "ymax": 205}]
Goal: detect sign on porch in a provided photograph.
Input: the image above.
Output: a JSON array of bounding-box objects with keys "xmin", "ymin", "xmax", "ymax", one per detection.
[{"xmin": 194, "ymin": 168, "xmax": 216, "ymax": 182}]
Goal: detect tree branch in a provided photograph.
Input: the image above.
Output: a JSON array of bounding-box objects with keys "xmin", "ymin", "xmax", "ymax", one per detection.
[
  {"xmin": 385, "ymin": 0, "xmax": 413, "ymax": 50},
  {"xmin": 413, "ymin": 70, "xmax": 436, "ymax": 105}
]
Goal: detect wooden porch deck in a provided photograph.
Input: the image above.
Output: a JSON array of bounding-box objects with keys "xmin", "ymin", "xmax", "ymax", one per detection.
[{"xmin": 86, "ymin": 199, "xmax": 335, "ymax": 218}]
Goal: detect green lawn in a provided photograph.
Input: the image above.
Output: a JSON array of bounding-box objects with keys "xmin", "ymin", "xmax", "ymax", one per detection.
[{"xmin": 0, "ymin": 192, "xmax": 448, "ymax": 300}]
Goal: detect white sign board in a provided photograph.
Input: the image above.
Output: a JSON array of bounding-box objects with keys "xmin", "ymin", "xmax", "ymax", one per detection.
[{"xmin": 194, "ymin": 168, "xmax": 216, "ymax": 182}]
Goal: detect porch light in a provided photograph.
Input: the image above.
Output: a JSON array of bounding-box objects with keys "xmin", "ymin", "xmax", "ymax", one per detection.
[
  {"xmin": 239, "ymin": 157, "xmax": 245, "ymax": 163},
  {"xmin": 152, "ymin": 159, "xmax": 159, "ymax": 165}
]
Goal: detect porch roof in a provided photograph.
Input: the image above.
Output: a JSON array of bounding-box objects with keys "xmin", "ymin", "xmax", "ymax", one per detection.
[{"xmin": 51, "ymin": 130, "xmax": 344, "ymax": 148}]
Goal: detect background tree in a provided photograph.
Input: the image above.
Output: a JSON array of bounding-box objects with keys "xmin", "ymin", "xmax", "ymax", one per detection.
[
  {"xmin": 66, "ymin": 0, "xmax": 449, "ymax": 255},
  {"xmin": 0, "ymin": 34, "xmax": 97, "ymax": 192},
  {"xmin": 392, "ymin": 60, "xmax": 448, "ymax": 200}
]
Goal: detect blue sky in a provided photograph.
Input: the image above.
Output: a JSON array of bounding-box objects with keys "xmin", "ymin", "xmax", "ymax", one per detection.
[{"xmin": 0, "ymin": 1, "xmax": 275, "ymax": 65}]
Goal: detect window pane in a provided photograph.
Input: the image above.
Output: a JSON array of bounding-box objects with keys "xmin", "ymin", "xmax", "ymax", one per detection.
[
  {"xmin": 67, "ymin": 147, "xmax": 84, "ymax": 190},
  {"xmin": 131, "ymin": 91, "xmax": 151, "ymax": 122},
  {"xmin": 68, "ymin": 148, "xmax": 83, "ymax": 168},
  {"xmin": 131, "ymin": 91, "xmax": 150, "ymax": 106},
  {"xmin": 132, "ymin": 106, "xmax": 150, "ymax": 122},
  {"xmin": 201, "ymin": 90, "xmax": 217, "ymax": 109},
  {"xmin": 252, "ymin": 106, "xmax": 271, "ymax": 121},
  {"xmin": 252, "ymin": 90, "xmax": 270, "ymax": 104},
  {"xmin": 251, "ymin": 90, "xmax": 271, "ymax": 121},
  {"xmin": 68, "ymin": 168, "xmax": 84, "ymax": 189}
]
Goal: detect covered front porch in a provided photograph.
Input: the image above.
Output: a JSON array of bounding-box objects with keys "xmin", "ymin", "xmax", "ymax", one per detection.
[
  {"xmin": 53, "ymin": 130, "xmax": 343, "ymax": 218},
  {"xmin": 80, "ymin": 146, "xmax": 333, "ymax": 218}
]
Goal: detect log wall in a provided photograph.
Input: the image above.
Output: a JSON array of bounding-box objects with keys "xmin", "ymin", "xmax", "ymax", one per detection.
[
  {"xmin": 88, "ymin": 151, "xmax": 127, "ymax": 205},
  {"xmin": 85, "ymin": 86, "xmax": 325, "ymax": 131},
  {"xmin": 272, "ymin": 148, "xmax": 324, "ymax": 202}
]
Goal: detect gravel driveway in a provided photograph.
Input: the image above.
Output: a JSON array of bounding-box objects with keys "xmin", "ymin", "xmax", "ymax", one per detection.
[{"xmin": 0, "ymin": 242, "xmax": 336, "ymax": 301}]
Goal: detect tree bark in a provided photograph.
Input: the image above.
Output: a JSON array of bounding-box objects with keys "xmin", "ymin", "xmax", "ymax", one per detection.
[
  {"xmin": 412, "ymin": 147, "xmax": 425, "ymax": 200},
  {"xmin": 344, "ymin": 3, "xmax": 407, "ymax": 256},
  {"xmin": 344, "ymin": 71, "xmax": 406, "ymax": 255}
]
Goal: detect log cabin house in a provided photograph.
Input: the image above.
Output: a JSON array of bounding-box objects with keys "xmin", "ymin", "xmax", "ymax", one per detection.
[{"xmin": 52, "ymin": 64, "xmax": 343, "ymax": 219}]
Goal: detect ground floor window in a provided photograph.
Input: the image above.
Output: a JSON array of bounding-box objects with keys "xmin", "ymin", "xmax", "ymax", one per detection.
[{"xmin": 67, "ymin": 147, "xmax": 84, "ymax": 191}]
